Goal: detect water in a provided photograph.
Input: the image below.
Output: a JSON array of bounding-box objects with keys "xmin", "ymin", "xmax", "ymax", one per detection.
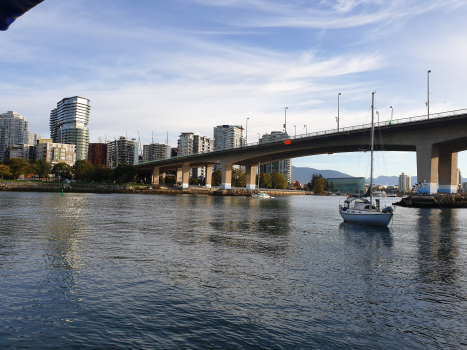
[{"xmin": 1, "ymin": 192, "xmax": 466, "ymax": 349}]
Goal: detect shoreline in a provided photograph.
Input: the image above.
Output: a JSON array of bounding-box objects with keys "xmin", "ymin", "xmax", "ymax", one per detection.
[{"xmin": 393, "ymin": 193, "xmax": 467, "ymax": 208}]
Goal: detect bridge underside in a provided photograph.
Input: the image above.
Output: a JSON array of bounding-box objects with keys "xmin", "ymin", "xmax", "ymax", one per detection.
[{"xmin": 136, "ymin": 113, "xmax": 467, "ymax": 193}]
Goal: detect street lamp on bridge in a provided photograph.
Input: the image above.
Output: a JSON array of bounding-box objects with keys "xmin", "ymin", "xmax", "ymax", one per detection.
[
  {"xmin": 427, "ymin": 70, "xmax": 431, "ymax": 119},
  {"xmin": 284, "ymin": 107, "xmax": 288, "ymax": 134},
  {"xmin": 304, "ymin": 124, "xmax": 307, "ymax": 136},
  {"xmin": 294, "ymin": 125, "xmax": 296, "ymax": 137},
  {"xmin": 390, "ymin": 106, "xmax": 393, "ymax": 120},
  {"xmin": 246, "ymin": 117, "xmax": 249, "ymax": 145},
  {"xmin": 337, "ymin": 93, "xmax": 341, "ymax": 132}
]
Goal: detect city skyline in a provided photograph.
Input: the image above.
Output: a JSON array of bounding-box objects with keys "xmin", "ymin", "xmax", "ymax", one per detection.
[{"xmin": 1, "ymin": 0, "xmax": 467, "ymax": 177}]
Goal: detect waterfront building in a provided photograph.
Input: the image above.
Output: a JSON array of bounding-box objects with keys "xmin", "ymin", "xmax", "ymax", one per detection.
[
  {"xmin": 327, "ymin": 177, "xmax": 366, "ymax": 195},
  {"xmin": 50, "ymin": 96, "xmax": 91, "ymax": 161},
  {"xmin": 0, "ymin": 111, "xmax": 29, "ymax": 161},
  {"xmin": 28, "ymin": 132, "xmax": 41, "ymax": 145},
  {"xmin": 177, "ymin": 132, "xmax": 214, "ymax": 179},
  {"xmin": 142, "ymin": 143, "xmax": 171, "ymax": 162},
  {"xmin": 259, "ymin": 131, "xmax": 292, "ymax": 183},
  {"xmin": 107, "ymin": 137, "xmax": 138, "ymax": 168},
  {"xmin": 5, "ymin": 143, "xmax": 35, "ymax": 161},
  {"xmin": 398, "ymin": 173, "xmax": 411, "ymax": 193},
  {"xmin": 36, "ymin": 141, "xmax": 76, "ymax": 166},
  {"xmin": 88, "ymin": 143, "xmax": 108, "ymax": 166},
  {"xmin": 213, "ymin": 125, "xmax": 244, "ymax": 150}
]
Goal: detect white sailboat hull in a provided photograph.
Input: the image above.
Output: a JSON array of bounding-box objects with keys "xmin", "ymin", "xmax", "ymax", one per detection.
[{"xmin": 339, "ymin": 209, "xmax": 393, "ymax": 227}]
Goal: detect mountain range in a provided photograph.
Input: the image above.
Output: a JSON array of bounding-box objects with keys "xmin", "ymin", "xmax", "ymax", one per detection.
[{"xmin": 291, "ymin": 166, "xmax": 465, "ymax": 186}]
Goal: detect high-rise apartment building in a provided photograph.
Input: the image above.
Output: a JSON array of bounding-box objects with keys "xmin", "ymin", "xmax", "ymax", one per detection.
[
  {"xmin": 259, "ymin": 131, "xmax": 292, "ymax": 183},
  {"xmin": 213, "ymin": 125, "xmax": 244, "ymax": 150},
  {"xmin": 88, "ymin": 143, "xmax": 108, "ymax": 166},
  {"xmin": 398, "ymin": 173, "xmax": 411, "ymax": 193},
  {"xmin": 107, "ymin": 137, "xmax": 138, "ymax": 168},
  {"xmin": 28, "ymin": 132, "xmax": 41, "ymax": 145},
  {"xmin": 142, "ymin": 143, "xmax": 171, "ymax": 162},
  {"xmin": 0, "ymin": 111, "xmax": 29, "ymax": 161},
  {"xmin": 177, "ymin": 132, "xmax": 214, "ymax": 179},
  {"xmin": 50, "ymin": 96, "xmax": 91, "ymax": 161}
]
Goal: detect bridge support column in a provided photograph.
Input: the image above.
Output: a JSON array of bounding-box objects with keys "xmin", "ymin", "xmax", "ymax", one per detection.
[
  {"xmin": 205, "ymin": 165, "xmax": 213, "ymax": 188},
  {"xmin": 176, "ymin": 168, "xmax": 182, "ymax": 185},
  {"xmin": 151, "ymin": 167, "xmax": 160, "ymax": 185},
  {"xmin": 245, "ymin": 165, "xmax": 257, "ymax": 190},
  {"xmin": 416, "ymin": 144, "xmax": 438, "ymax": 194},
  {"xmin": 182, "ymin": 163, "xmax": 190, "ymax": 189},
  {"xmin": 439, "ymin": 151, "xmax": 458, "ymax": 193},
  {"xmin": 161, "ymin": 172, "xmax": 166, "ymax": 186},
  {"xmin": 221, "ymin": 162, "xmax": 232, "ymax": 189}
]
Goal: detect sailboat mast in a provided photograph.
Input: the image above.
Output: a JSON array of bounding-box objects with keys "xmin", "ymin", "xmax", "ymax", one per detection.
[{"xmin": 370, "ymin": 92, "xmax": 375, "ymax": 205}]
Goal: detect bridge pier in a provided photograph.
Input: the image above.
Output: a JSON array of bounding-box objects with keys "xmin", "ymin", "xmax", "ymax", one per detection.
[
  {"xmin": 182, "ymin": 163, "xmax": 190, "ymax": 189},
  {"xmin": 221, "ymin": 162, "xmax": 232, "ymax": 189},
  {"xmin": 245, "ymin": 165, "xmax": 257, "ymax": 190},
  {"xmin": 416, "ymin": 144, "xmax": 438, "ymax": 194},
  {"xmin": 176, "ymin": 168, "xmax": 182, "ymax": 185},
  {"xmin": 439, "ymin": 151, "xmax": 458, "ymax": 193},
  {"xmin": 205, "ymin": 165, "xmax": 213, "ymax": 188},
  {"xmin": 151, "ymin": 167, "xmax": 160, "ymax": 185}
]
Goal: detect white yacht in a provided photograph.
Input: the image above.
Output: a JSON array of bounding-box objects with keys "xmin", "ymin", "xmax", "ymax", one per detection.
[{"xmin": 339, "ymin": 92, "xmax": 394, "ymax": 227}]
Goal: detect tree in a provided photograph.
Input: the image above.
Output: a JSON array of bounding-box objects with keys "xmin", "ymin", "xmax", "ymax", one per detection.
[
  {"xmin": 271, "ymin": 172, "xmax": 288, "ymax": 189},
  {"xmin": 232, "ymin": 168, "xmax": 246, "ymax": 187},
  {"xmin": 212, "ymin": 169, "xmax": 222, "ymax": 186},
  {"xmin": 312, "ymin": 177, "xmax": 327, "ymax": 194},
  {"xmin": 92, "ymin": 164, "xmax": 113, "ymax": 182},
  {"xmin": 259, "ymin": 172, "xmax": 272, "ymax": 188},
  {"xmin": 0, "ymin": 164, "xmax": 12, "ymax": 180},
  {"xmin": 293, "ymin": 180, "xmax": 301, "ymax": 190},
  {"xmin": 32, "ymin": 160, "xmax": 52, "ymax": 180},
  {"xmin": 51, "ymin": 162, "xmax": 73, "ymax": 181},
  {"xmin": 73, "ymin": 160, "xmax": 93, "ymax": 181},
  {"xmin": 307, "ymin": 173, "xmax": 332, "ymax": 192},
  {"xmin": 5, "ymin": 158, "xmax": 30, "ymax": 179},
  {"xmin": 113, "ymin": 163, "xmax": 136, "ymax": 184}
]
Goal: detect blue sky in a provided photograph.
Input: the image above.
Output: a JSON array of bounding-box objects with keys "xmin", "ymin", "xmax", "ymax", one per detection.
[{"xmin": 1, "ymin": 0, "xmax": 467, "ymax": 179}]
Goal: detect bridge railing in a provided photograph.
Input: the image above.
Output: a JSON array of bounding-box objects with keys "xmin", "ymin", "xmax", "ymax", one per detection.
[{"xmin": 138, "ymin": 107, "xmax": 467, "ymax": 165}]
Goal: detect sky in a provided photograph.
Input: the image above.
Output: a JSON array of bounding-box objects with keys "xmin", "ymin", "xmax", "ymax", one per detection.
[{"xmin": 1, "ymin": 0, "xmax": 467, "ymax": 179}]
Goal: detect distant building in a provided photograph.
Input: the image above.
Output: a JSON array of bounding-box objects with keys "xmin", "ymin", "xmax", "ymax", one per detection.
[
  {"xmin": 398, "ymin": 173, "xmax": 411, "ymax": 193},
  {"xmin": 462, "ymin": 182, "xmax": 467, "ymax": 192},
  {"xmin": 36, "ymin": 141, "xmax": 76, "ymax": 166},
  {"xmin": 88, "ymin": 143, "xmax": 108, "ymax": 166},
  {"xmin": 327, "ymin": 177, "xmax": 365, "ymax": 195},
  {"xmin": 213, "ymin": 125, "xmax": 244, "ymax": 150},
  {"xmin": 0, "ymin": 111, "xmax": 29, "ymax": 161},
  {"xmin": 142, "ymin": 143, "xmax": 171, "ymax": 162},
  {"xmin": 107, "ymin": 137, "xmax": 138, "ymax": 168},
  {"xmin": 177, "ymin": 132, "xmax": 213, "ymax": 179},
  {"xmin": 171, "ymin": 148, "xmax": 178, "ymax": 157},
  {"xmin": 50, "ymin": 96, "xmax": 91, "ymax": 161},
  {"xmin": 458, "ymin": 168, "xmax": 462, "ymax": 189},
  {"xmin": 259, "ymin": 131, "xmax": 292, "ymax": 183}
]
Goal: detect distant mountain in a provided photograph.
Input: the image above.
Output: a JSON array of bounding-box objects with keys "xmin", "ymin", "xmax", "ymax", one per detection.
[{"xmin": 292, "ymin": 166, "xmax": 352, "ymax": 184}]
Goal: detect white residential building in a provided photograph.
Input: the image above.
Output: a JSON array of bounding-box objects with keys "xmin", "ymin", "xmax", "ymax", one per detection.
[
  {"xmin": 398, "ymin": 173, "xmax": 411, "ymax": 193},
  {"xmin": 143, "ymin": 143, "xmax": 171, "ymax": 162},
  {"xmin": 177, "ymin": 132, "xmax": 214, "ymax": 179},
  {"xmin": 107, "ymin": 137, "xmax": 139, "ymax": 168},
  {"xmin": 259, "ymin": 131, "xmax": 292, "ymax": 183},
  {"xmin": 213, "ymin": 125, "xmax": 244, "ymax": 150},
  {"xmin": 50, "ymin": 96, "xmax": 91, "ymax": 161},
  {"xmin": 0, "ymin": 111, "xmax": 29, "ymax": 161},
  {"xmin": 36, "ymin": 141, "xmax": 76, "ymax": 166}
]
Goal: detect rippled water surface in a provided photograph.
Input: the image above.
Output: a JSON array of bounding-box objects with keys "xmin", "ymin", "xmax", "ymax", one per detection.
[{"xmin": 1, "ymin": 192, "xmax": 467, "ymax": 349}]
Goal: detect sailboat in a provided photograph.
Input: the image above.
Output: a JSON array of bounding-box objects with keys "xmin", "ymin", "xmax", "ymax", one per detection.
[
  {"xmin": 251, "ymin": 161, "xmax": 272, "ymax": 198},
  {"xmin": 339, "ymin": 92, "xmax": 394, "ymax": 227}
]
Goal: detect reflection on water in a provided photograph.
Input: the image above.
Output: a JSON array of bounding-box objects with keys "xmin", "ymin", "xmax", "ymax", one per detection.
[
  {"xmin": 416, "ymin": 209, "xmax": 459, "ymax": 284},
  {"xmin": 1, "ymin": 193, "xmax": 467, "ymax": 349}
]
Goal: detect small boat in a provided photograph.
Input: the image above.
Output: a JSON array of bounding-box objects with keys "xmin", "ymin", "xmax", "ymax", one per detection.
[
  {"xmin": 338, "ymin": 92, "xmax": 394, "ymax": 227},
  {"xmin": 252, "ymin": 192, "xmax": 271, "ymax": 199},
  {"xmin": 372, "ymin": 191, "xmax": 387, "ymax": 197}
]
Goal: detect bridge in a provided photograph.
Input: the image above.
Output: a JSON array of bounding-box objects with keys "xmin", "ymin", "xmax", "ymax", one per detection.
[{"xmin": 136, "ymin": 108, "xmax": 467, "ymax": 194}]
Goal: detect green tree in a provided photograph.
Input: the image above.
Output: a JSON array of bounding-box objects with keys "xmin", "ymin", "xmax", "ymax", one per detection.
[
  {"xmin": 5, "ymin": 158, "xmax": 30, "ymax": 179},
  {"xmin": 212, "ymin": 169, "xmax": 222, "ymax": 186},
  {"xmin": 189, "ymin": 178, "xmax": 199, "ymax": 185},
  {"xmin": 259, "ymin": 172, "xmax": 272, "ymax": 188},
  {"xmin": 271, "ymin": 172, "xmax": 288, "ymax": 189},
  {"xmin": 164, "ymin": 175, "xmax": 176, "ymax": 185},
  {"xmin": 307, "ymin": 173, "xmax": 332, "ymax": 192},
  {"xmin": 113, "ymin": 163, "xmax": 136, "ymax": 184},
  {"xmin": 92, "ymin": 164, "xmax": 113, "ymax": 182},
  {"xmin": 232, "ymin": 168, "xmax": 246, "ymax": 187},
  {"xmin": 32, "ymin": 160, "xmax": 52, "ymax": 180},
  {"xmin": 0, "ymin": 164, "xmax": 12, "ymax": 180},
  {"xmin": 51, "ymin": 162, "xmax": 73, "ymax": 181},
  {"xmin": 73, "ymin": 160, "xmax": 94, "ymax": 181},
  {"xmin": 312, "ymin": 177, "xmax": 327, "ymax": 194}
]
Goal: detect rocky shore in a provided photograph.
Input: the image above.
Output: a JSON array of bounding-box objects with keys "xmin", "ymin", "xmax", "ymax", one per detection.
[{"xmin": 393, "ymin": 193, "xmax": 467, "ymax": 208}]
